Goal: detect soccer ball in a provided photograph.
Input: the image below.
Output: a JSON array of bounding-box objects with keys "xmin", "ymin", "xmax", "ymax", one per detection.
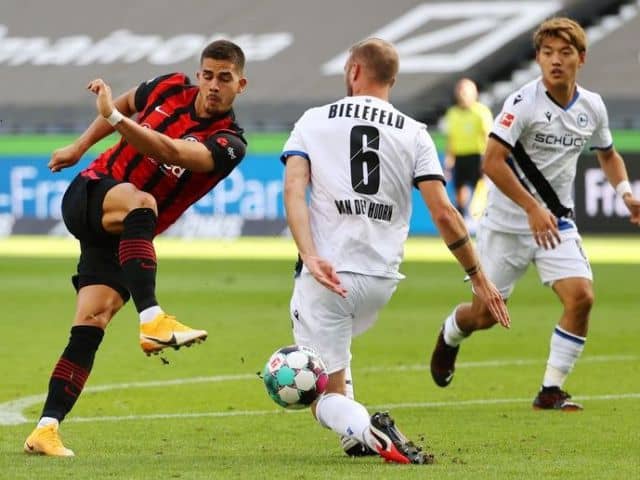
[{"xmin": 262, "ymin": 345, "xmax": 328, "ymax": 409}]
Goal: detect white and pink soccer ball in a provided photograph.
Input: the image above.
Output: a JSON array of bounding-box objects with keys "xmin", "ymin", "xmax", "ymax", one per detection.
[{"xmin": 262, "ymin": 345, "xmax": 329, "ymax": 409}]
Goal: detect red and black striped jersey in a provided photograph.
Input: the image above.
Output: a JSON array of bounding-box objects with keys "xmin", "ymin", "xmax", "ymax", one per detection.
[{"xmin": 81, "ymin": 72, "xmax": 247, "ymax": 234}]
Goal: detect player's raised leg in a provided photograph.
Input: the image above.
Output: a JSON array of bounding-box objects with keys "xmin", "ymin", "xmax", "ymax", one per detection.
[
  {"xmin": 103, "ymin": 184, "xmax": 208, "ymax": 355},
  {"xmin": 140, "ymin": 313, "xmax": 208, "ymax": 355}
]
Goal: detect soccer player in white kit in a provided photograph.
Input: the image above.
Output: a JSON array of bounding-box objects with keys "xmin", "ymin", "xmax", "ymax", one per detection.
[
  {"xmin": 282, "ymin": 38, "xmax": 509, "ymax": 464},
  {"xmin": 430, "ymin": 18, "xmax": 640, "ymax": 410}
]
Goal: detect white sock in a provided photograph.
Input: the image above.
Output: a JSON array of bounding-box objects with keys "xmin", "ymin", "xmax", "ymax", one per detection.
[
  {"xmin": 344, "ymin": 366, "xmax": 355, "ymax": 400},
  {"xmin": 315, "ymin": 393, "xmax": 371, "ymax": 443},
  {"xmin": 37, "ymin": 417, "xmax": 58, "ymax": 428},
  {"xmin": 542, "ymin": 325, "xmax": 585, "ymax": 388},
  {"xmin": 443, "ymin": 307, "xmax": 465, "ymax": 347},
  {"xmin": 361, "ymin": 426, "xmax": 379, "ymax": 451},
  {"xmin": 139, "ymin": 305, "xmax": 163, "ymax": 324}
]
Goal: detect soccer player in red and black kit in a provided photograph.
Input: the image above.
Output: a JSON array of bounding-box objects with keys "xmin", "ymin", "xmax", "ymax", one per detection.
[{"xmin": 24, "ymin": 40, "xmax": 248, "ymax": 457}]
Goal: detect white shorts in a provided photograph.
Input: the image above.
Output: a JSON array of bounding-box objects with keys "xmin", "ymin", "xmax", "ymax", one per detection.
[
  {"xmin": 476, "ymin": 227, "xmax": 592, "ymax": 299},
  {"xmin": 290, "ymin": 272, "xmax": 399, "ymax": 374}
]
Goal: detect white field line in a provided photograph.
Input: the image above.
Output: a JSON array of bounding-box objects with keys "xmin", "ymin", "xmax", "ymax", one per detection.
[
  {"xmin": 62, "ymin": 393, "xmax": 640, "ymax": 424},
  {"xmin": 1, "ymin": 354, "xmax": 637, "ymax": 426}
]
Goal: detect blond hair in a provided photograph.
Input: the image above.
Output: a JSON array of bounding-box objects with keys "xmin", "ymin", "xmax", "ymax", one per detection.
[
  {"xmin": 348, "ymin": 38, "xmax": 398, "ymax": 85},
  {"xmin": 533, "ymin": 17, "xmax": 587, "ymax": 53}
]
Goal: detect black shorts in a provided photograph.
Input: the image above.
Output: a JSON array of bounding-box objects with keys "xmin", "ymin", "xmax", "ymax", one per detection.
[
  {"xmin": 61, "ymin": 173, "xmax": 131, "ymax": 302},
  {"xmin": 453, "ymin": 154, "xmax": 482, "ymax": 189}
]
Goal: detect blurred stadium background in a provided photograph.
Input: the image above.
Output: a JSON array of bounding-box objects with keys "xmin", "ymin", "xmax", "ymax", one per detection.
[
  {"xmin": 1, "ymin": 0, "xmax": 639, "ymax": 237},
  {"xmin": 1, "ymin": 3, "xmax": 639, "ymax": 477}
]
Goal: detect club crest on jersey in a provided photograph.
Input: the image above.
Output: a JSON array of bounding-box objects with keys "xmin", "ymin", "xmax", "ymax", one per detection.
[
  {"xmin": 577, "ymin": 113, "xmax": 588, "ymax": 128},
  {"xmin": 499, "ymin": 112, "xmax": 515, "ymax": 128}
]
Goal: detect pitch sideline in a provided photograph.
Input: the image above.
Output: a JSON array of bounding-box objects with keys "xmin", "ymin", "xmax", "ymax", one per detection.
[{"xmin": 1, "ymin": 236, "xmax": 639, "ymax": 263}]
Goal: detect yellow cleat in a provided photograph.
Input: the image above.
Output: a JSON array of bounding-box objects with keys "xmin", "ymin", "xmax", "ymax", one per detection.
[
  {"xmin": 24, "ymin": 424, "xmax": 74, "ymax": 457},
  {"xmin": 140, "ymin": 313, "xmax": 208, "ymax": 356}
]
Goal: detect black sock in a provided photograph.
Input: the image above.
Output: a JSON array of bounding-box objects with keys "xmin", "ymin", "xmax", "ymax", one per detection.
[
  {"xmin": 41, "ymin": 326, "xmax": 104, "ymax": 421},
  {"xmin": 119, "ymin": 208, "xmax": 158, "ymax": 312}
]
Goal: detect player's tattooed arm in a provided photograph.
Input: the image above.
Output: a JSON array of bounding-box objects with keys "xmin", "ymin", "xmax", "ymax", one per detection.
[{"xmin": 447, "ymin": 235, "xmax": 470, "ymax": 251}]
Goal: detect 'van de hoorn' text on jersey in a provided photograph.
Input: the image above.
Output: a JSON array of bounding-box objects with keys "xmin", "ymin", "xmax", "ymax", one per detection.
[{"xmin": 282, "ymin": 95, "xmax": 444, "ymax": 278}]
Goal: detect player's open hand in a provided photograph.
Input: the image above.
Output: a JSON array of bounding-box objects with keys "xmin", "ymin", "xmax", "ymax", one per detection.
[
  {"xmin": 623, "ymin": 194, "xmax": 640, "ymax": 225},
  {"xmin": 301, "ymin": 254, "xmax": 348, "ymax": 298},
  {"xmin": 471, "ymin": 272, "xmax": 510, "ymax": 328},
  {"xmin": 48, "ymin": 143, "xmax": 83, "ymax": 172},
  {"xmin": 527, "ymin": 203, "xmax": 561, "ymax": 249},
  {"xmin": 87, "ymin": 78, "xmax": 115, "ymax": 119}
]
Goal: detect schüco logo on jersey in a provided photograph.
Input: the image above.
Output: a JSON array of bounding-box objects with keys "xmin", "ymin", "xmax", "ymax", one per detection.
[{"xmin": 534, "ymin": 133, "xmax": 587, "ymax": 148}]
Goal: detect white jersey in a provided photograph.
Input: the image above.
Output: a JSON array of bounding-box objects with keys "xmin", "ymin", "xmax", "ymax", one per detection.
[
  {"xmin": 482, "ymin": 77, "xmax": 613, "ymax": 234},
  {"xmin": 282, "ymin": 95, "xmax": 444, "ymax": 278}
]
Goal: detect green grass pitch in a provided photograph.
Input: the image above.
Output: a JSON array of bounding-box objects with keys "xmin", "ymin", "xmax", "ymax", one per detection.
[{"xmin": 0, "ymin": 237, "xmax": 638, "ymax": 479}]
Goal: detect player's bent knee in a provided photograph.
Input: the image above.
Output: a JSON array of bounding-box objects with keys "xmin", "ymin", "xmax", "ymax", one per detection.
[
  {"xmin": 565, "ymin": 287, "xmax": 594, "ymax": 317},
  {"xmin": 128, "ymin": 190, "xmax": 158, "ymax": 215},
  {"xmin": 105, "ymin": 183, "xmax": 158, "ymax": 216}
]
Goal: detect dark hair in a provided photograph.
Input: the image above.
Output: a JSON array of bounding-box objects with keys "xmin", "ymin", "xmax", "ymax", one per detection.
[{"xmin": 200, "ymin": 39, "xmax": 245, "ymax": 72}]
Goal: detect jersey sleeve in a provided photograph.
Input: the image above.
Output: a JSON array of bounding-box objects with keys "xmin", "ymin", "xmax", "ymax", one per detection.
[
  {"xmin": 280, "ymin": 112, "xmax": 310, "ymax": 164},
  {"xmin": 203, "ymin": 131, "xmax": 247, "ymax": 177},
  {"xmin": 413, "ymin": 128, "xmax": 445, "ymax": 187},
  {"xmin": 589, "ymin": 96, "xmax": 614, "ymax": 151},
  {"xmin": 490, "ymin": 91, "xmax": 530, "ymax": 149},
  {"xmin": 134, "ymin": 73, "xmax": 191, "ymax": 112}
]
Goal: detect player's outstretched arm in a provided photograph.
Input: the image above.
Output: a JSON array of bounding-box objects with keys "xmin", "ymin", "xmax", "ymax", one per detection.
[
  {"xmin": 87, "ymin": 78, "xmax": 216, "ymax": 173},
  {"xmin": 283, "ymin": 155, "xmax": 347, "ymax": 298},
  {"xmin": 48, "ymin": 83, "xmax": 137, "ymax": 173},
  {"xmin": 419, "ymin": 180, "xmax": 510, "ymax": 328},
  {"xmin": 596, "ymin": 147, "xmax": 640, "ymax": 225},
  {"xmin": 483, "ymin": 137, "xmax": 560, "ymax": 249}
]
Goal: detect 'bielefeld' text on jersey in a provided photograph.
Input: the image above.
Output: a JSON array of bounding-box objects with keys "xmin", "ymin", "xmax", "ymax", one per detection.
[
  {"xmin": 282, "ymin": 95, "xmax": 444, "ymax": 278},
  {"xmin": 483, "ymin": 77, "xmax": 613, "ymax": 234}
]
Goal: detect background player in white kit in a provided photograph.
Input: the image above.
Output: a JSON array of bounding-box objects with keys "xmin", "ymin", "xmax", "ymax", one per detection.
[
  {"xmin": 430, "ymin": 17, "xmax": 640, "ymax": 410},
  {"xmin": 281, "ymin": 38, "xmax": 509, "ymax": 464}
]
